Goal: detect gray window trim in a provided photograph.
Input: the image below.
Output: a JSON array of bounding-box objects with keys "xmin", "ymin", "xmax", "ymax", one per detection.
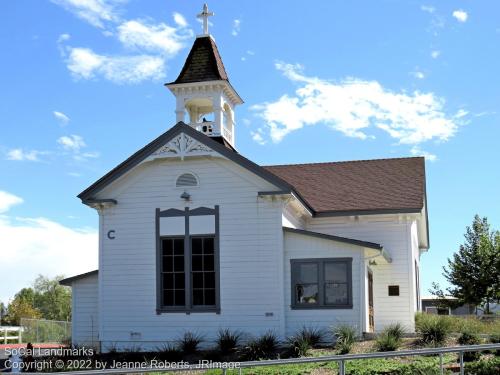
[
  {"xmin": 290, "ymin": 257, "xmax": 353, "ymax": 310},
  {"xmin": 156, "ymin": 205, "xmax": 220, "ymax": 314}
]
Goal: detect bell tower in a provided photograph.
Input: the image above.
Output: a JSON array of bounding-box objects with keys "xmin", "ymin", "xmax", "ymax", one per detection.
[{"xmin": 165, "ymin": 4, "xmax": 243, "ymax": 148}]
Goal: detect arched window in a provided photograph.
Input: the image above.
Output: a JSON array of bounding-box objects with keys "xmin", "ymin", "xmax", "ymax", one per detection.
[{"xmin": 176, "ymin": 173, "xmax": 198, "ymax": 188}]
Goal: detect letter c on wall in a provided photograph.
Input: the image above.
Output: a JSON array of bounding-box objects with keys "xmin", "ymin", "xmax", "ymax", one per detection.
[{"xmin": 107, "ymin": 230, "xmax": 116, "ymax": 240}]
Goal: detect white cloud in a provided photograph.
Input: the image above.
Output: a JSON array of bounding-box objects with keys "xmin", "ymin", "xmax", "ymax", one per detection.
[
  {"xmin": 0, "ymin": 191, "xmax": 23, "ymax": 214},
  {"xmin": 53, "ymin": 110, "xmax": 70, "ymax": 125},
  {"xmin": 67, "ymin": 47, "xmax": 165, "ymax": 83},
  {"xmin": 420, "ymin": 5, "xmax": 435, "ymax": 14},
  {"xmin": 410, "ymin": 145, "xmax": 437, "ymax": 162},
  {"xmin": 252, "ymin": 62, "xmax": 464, "ymax": 146},
  {"xmin": 411, "ymin": 70, "xmax": 425, "ymax": 79},
  {"xmin": 6, "ymin": 149, "xmax": 45, "ymax": 162},
  {"xmin": 452, "ymin": 10, "xmax": 468, "ymax": 23},
  {"xmin": 55, "ymin": 2, "xmax": 193, "ymax": 84},
  {"xmin": 57, "ymin": 135, "xmax": 86, "ymax": 152},
  {"xmin": 0, "ymin": 209, "xmax": 97, "ymax": 303},
  {"xmin": 117, "ymin": 19, "xmax": 192, "ymax": 55},
  {"xmin": 431, "ymin": 50, "xmax": 441, "ymax": 59},
  {"xmin": 51, "ymin": 0, "xmax": 122, "ymax": 28},
  {"xmin": 232, "ymin": 19, "xmax": 241, "ymax": 36},
  {"xmin": 56, "ymin": 135, "xmax": 101, "ymax": 162},
  {"xmin": 57, "ymin": 33, "xmax": 71, "ymax": 43},
  {"xmin": 251, "ymin": 130, "xmax": 267, "ymax": 145},
  {"xmin": 173, "ymin": 12, "xmax": 188, "ymax": 28}
]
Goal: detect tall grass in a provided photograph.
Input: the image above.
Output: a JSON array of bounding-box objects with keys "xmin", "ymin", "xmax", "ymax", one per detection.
[
  {"xmin": 415, "ymin": 314, "xmax": 452, "ymax": 347},
  {"xmin": 375, "ymin": 323, "xmax": 405, "ymax": 352},
  {"xmin": 216, "ymin": 329, "xmax": 242, "ymax": 354},
  {"xmin": 415, "ymin": 312, "xmax": 500, "ymax": 334},
  {"xmin": 241, "ymin": 331, "xmax": 280, "ymax": 360},
  {"xmin": 178, "ymin": 332, "xmax": 204, "ymax": 354},
  {"xmin": 332, "ymin": 324, "xmax": 357, "ymax": 354}
]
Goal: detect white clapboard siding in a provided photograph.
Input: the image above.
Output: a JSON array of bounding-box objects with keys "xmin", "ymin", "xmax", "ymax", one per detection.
[
  {"xmin": 95, "ymin": 157, "xmax": 285, "ymax": 349},
  {"xmin": 306, "ymin": 215, "xmax": 417, "ymax": 332},
  {"xmin": 283, "ymin": 231, "xmax": 364, "ymax": 337},
  {"xmin": 72, "ymin": 273, "xmax": 99, "ymax": 348}
]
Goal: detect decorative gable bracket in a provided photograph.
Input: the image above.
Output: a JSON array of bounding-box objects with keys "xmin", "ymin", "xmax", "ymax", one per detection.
[{"xmin": 146, "ymin": 132, "xmax": 217, "ymax": 161}]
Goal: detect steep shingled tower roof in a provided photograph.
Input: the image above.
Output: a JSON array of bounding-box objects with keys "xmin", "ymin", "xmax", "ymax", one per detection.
[{"xmin": 171, "ymin": 36, "xmax": 229, "ymax": 84}]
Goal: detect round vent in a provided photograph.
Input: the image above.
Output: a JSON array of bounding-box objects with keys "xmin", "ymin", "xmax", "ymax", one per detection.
[{"xmin": 176, "ymin": 173, "xmax": 198, "ymax": 187}]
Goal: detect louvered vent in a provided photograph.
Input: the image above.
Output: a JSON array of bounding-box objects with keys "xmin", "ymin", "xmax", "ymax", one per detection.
[{"xmin": 176, "ymin": 173, "xmax": 198, "ymax": 187}]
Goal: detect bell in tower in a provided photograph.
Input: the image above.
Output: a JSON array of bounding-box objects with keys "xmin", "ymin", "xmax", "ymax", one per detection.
[{"xmin": 165, "ymin": 4, "xmax": 243, "ymax": 148}]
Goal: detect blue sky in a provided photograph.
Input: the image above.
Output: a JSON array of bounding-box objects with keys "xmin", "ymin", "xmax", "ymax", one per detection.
[{"xmin": 1, "ymin": 0, "xmax": 499, "ymax": 303}]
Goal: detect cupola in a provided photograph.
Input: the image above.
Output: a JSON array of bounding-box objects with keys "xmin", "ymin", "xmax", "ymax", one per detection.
[{"xmin": 165, "ymin": 4, "xmax": 243, "ymax": 148}]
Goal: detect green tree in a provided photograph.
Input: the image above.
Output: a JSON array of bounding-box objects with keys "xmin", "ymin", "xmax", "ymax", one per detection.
[
  {"xmin": 3, "ymin": 275, "xmax": 72, "ymax": 325},
  {"xmin": 32, "ymin": 275, "xmax": 71, "ymax": 321},
  {"xmin": 0, "ymin": 301, "xmax": 7, "ymax": 324},
  {"xmin": 3, "ymin": 288, "xmax": 41, "ymax": 325},
  {"xmin": 434, "ymin": 215, "xmax": 500, "ymax": 314}
]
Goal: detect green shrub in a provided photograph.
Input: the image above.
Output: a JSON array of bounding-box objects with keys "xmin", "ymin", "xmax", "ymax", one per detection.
[
  {"xmin": 216, "ymin": 329, "xmax": 242, "ymax": 354},
  {"xmin": 458, "ymin": 329, "xmax": 481, "ymax": 362},
  {"xmin": 241, "ymin": 331, "xmax": 279, "ymax": 360},
  {"xmin": 464, "ymin": 357, "xmax": 500, "ymax": 375},
  {"xmin": 332, "ymin": 324, "xmax": 357, "ymax": 354},
  {"xmin": 157, "ymin": 343, "xmax": 183, "ymax": 361},
  {"xmin": 286, "ymin": 334, "xmax": 311, "ymax": 357},
  {"xmin": 375, "ymin": 324, "xmax": 405, "ymax": 352},
  {"xmin": 385, "ymin": 323, "xmax": 405, "ymax": 341},
  {"xmin": 489, "ymin": 333, "xmax": 500, "ymax": 356},
  {"xmin": 178, "ymin": 332, "xmax": 204, "ymax": 355},
  {"xmin": 345, "ymin": 358, "xmax": 447, "ymax": 375},
  {"xmin": 415, "ymin": 314, "xmax": 452, "ymax": 347},
  {"xmin": 297, "ymin": 326, "xmax": 324, "ymax": 348}
]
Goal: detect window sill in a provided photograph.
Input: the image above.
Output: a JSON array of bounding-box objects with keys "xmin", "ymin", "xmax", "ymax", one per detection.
[
  {"xmin": 290, "ymin": 304, "xmax": 353, "ymax": 310},
  {"xmin": 156, "ymin": 308, "xmax": 220, "ymax": 315}
]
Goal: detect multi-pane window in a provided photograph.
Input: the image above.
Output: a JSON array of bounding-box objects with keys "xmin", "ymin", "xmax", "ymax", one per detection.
[
  {"xmin": 161, "ymin": 238, "xmax": 185, "ymax": 307},
  {"xmin": 191, "ymin": 237, "xmax": 216, "ymax": 306},
  {"xmin": 291, "ymin": 258, "xmax": 352, "ymax": 309},
  {"xmin": 160, "ymin": 235, "xmax": 217, "ymax": 310}
]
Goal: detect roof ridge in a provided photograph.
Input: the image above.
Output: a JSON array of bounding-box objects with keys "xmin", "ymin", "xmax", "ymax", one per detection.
[{"xmin": 263, "ymin": 156, "xmax": 424, "ymax": 168}]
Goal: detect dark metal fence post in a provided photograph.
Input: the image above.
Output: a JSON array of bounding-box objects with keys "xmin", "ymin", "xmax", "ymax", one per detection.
[
  {"xmin": 339, "ymin": 359, "xmax": 345, "ymax": 375},
  {"xmin": 439, "ymin": 353, "xmax": 443, "ymax": 375},
  {"xmin": 459, "ymin": 351, "xmax": 464, "ymax": 375}
]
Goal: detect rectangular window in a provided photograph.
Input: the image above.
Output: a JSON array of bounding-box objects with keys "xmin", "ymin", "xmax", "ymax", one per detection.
[
  {"xmin": 191, "ymin": 236, "xmax": 216, "ymax": 307},
  {"xmin": 156, "ymin": 206, "xmax": 219, "ymax": 314},
  {"xmin": 291, "ymin": 258, "xmax": 352, "ymax": 309},
  {"xmin": 388, "ymin": 285, "xmax": 400, "ymax": 296},
  {"xmin": 161, "ymin": 238, "xmax": 185, "ymax": 306},
  {"xmin": 160, "ymin": 235, "xmax": 217, "ymax": 311}
]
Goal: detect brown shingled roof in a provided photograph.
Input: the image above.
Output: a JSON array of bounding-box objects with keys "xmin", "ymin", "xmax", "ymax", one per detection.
[
  {"xmin": 264, "ymin": 157, "xmax": 425, "ymax": 214},
  {"xmin": 172, "ymin": 36, "xmax": 228, "ymax": 84}
]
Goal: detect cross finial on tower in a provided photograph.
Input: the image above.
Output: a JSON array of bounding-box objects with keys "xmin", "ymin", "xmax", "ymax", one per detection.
[{"xmin": 197, "ymin": 3, "xmax": 214, "ymax": 35}]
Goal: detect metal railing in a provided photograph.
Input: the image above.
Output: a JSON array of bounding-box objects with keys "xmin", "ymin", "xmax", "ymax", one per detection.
[
  {"xmin": 29, "ymin": 343, "xmax": 499, "ymax": 375},
  {"xmin": 19, "ymin": 318, "xmax": 71, "ymax": 344}
]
